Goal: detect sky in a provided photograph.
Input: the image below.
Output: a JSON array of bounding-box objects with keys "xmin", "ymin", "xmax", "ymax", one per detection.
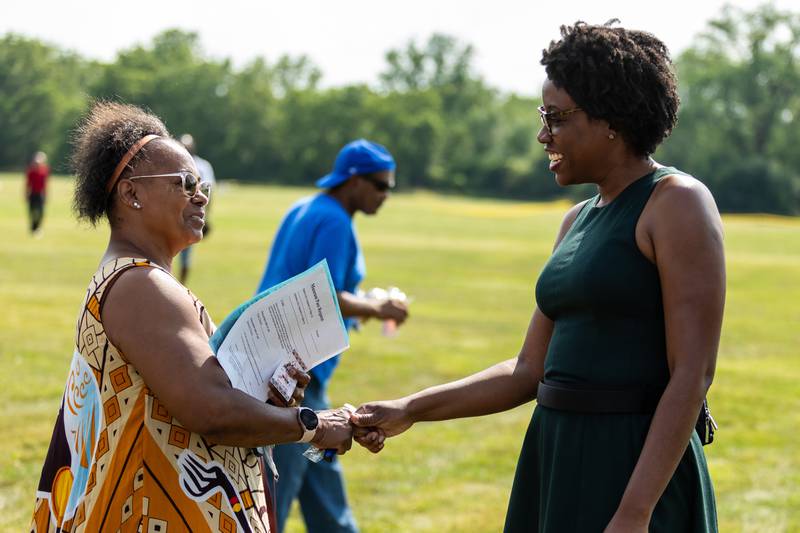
[{"xmin": 2, "ymin": 0, "xmax": 795, "ymax": 96}]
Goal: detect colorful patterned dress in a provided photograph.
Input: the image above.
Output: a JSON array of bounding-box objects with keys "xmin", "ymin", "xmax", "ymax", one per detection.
[{"xmin": 31, "ymin": 258, "xmax": 272, "ymax": 532}]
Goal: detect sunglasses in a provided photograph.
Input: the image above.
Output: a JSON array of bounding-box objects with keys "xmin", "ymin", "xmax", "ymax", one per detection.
[
  {"xmin": 359, "ymin": 174, "xmax": 394, "ymax": 193},
  {"xmin": 126, "ymin": 170, "xmax": 211, "ymax": 199},
  {"xmin": 537, "ymin": 105, "xmax": 583, "ymax": 136}
]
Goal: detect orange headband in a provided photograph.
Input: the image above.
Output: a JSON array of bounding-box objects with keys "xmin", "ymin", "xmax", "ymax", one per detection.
[{"xmin": 105, "ymin": 134, "xmax": 161, "ymax": 193}]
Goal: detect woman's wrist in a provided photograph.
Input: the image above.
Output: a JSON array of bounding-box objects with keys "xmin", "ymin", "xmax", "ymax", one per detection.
[
  {"xmin": 614, "ymin": 498, "xmax": 653, "ymax": 526},
  {"xmin": 402, "ymin": 395, "xmax": 425, "ymax": 424},
  {"xmin": 310, "ymin": 420, "xmax": 326, "ymax": 445}
]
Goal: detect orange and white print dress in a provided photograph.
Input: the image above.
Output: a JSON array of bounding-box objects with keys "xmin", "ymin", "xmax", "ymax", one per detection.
[{"xmin": 31, "ymin": 258, "xmax": 271, "ymax": 532}]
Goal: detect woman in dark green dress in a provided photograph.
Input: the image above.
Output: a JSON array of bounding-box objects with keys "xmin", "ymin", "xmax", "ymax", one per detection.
[{"xmin": 351, "ymin": 22, "xmax": 724, "ymax": 532}]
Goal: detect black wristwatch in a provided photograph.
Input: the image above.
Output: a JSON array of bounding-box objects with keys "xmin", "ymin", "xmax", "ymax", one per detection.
[{"xmin": 297, "ymin": 407, "xmax": 319, "ymax": 443}]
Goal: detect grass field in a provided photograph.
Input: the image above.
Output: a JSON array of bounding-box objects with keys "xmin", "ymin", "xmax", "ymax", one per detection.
[{"xmin": 1, "ymin": 174, "xmax": 798, "ymax": 532}]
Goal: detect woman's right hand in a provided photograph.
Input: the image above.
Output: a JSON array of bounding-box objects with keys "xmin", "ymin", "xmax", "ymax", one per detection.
[
  {"xmin": 350, "ymin": 399, "xmax": 413, "ymax": 452},
  {"xmin": 267, "ymin": 364, "xmax": 310, "ymax": 407},
  {"xmin": 311, "ymin": 407, "xmax": 354, "ymax": 455}
]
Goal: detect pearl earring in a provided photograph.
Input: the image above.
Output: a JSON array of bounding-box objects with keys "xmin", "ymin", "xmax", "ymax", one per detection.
[
  {"xmin": 133, "ymin": 201, "xmax": 141, "ymax": 209},
  {"xmin": 608, "ymin": 133, "xmax": 615, "ymax": 140}
]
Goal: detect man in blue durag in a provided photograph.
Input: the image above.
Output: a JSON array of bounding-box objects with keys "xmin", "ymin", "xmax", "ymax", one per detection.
[{"xmin": 256, "ymin": 139, "xmax": 409, "ymax": 533}]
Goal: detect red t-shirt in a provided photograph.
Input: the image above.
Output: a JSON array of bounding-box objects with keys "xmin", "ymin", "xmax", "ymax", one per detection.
[{"xmin": 26, "ymin": 163, "xmax": 50, "ymax": 194}]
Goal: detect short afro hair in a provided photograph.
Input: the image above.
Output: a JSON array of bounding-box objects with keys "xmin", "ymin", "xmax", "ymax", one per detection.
[
  {"xmin": 541, "ymin": 21, "xmax": 680, "ymax": 156},
  {"xmin": 71, "ymin": 101, "xmax": 170, "ymax": 225}
]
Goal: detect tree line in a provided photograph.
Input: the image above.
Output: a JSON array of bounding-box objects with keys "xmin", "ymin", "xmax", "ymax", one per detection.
[{"xmin": 1, "ymin": 4, "xmax": 797, "ymax": 214}]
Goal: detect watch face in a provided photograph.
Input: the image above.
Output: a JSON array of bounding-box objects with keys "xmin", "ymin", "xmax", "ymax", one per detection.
[{"xmin": 299, "ymin": 408, "xmax": 319, "ymax": 430}]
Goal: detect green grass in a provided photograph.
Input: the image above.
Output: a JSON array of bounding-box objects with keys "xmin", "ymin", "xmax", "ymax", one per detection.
[{"xmin": 1, "ymin": 174, "xmax": 798, "ymax": 532}]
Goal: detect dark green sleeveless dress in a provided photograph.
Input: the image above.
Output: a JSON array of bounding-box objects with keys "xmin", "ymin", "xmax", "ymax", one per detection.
[{"xmin": 504, "ymin": 168, "xmax": 717, "ymax": 532}]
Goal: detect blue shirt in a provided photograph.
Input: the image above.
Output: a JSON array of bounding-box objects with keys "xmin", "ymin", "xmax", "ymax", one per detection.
[{"xmin": 257, "ymin": 194, "xmax": 365, "ymax": 386}]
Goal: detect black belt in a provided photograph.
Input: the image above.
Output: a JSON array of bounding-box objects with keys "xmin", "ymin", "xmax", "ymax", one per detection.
[{"xmin": 536, "ymin": 380, "xmax": 663, "ymax": 414}]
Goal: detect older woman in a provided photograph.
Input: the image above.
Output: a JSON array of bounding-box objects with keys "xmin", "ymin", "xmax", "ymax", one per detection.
[
  {"xmin": 352, "ymin": 22, "xmax": 724, "ymax": 532},
  {"xmin": 30, "ymin": 102, "xmax": 353, "ymax": 533}
]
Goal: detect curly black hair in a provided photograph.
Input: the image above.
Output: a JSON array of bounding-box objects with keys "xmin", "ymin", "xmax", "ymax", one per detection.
[
  {"xmin": 71, "ymin": 102, "xmax": 170, "ymax": 225},
  {"xmin": 541, "ymin": 21, "xmax": 679, "ymax": 156}
]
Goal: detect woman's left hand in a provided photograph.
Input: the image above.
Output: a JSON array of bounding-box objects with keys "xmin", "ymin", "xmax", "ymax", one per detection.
[{"xmin": 267, "ymin": 365, "xmax": 311, "ymax": 407}]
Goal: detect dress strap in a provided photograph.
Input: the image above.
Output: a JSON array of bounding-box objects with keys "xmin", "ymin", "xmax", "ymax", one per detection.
[
  {"xmin": 92, "ymin": 258, "xmax": 164, "ymax": 319},
  {"xmin": 651, "ymin": 166, "xmax": 688, "ymax": 182}
]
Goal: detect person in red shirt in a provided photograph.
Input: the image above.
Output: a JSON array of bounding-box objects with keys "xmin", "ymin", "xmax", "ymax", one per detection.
[{"xmin": 25, "ymin": 151, "xmax": 50, "ymax": 234}]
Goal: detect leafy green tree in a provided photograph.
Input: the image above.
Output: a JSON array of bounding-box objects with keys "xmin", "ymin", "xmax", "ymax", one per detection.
[
  {"xmin": 221, "ymin": 57, "xmax": 281, "ymax": 179},
  {"xmin": 381, "ymin": 34, "xmax": 475, "ymax": 93},
  {"xmin": 365, "ymin": 90, "xmax": 443, "ymax": 189},
  {"xmin": 380, "ymin": 34, "xmax": 512, "ymax": 193},
  {"xmin": 661, "ymin": 3, "xmax": 800, "ymax": 214},
  {"xmin": 0, "ymin": 34, "xmax": 95, "ymax": 171},
  {"xmin": 4, "ymin": 6, "xmax": 799, "ymax": 213},
  {"xmin": 90, "ymin": 30, "xmax": 235, "ymax": 173}
]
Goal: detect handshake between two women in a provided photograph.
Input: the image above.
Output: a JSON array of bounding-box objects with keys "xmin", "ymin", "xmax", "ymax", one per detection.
[
  {"xmin": 304, "ymin": 399, "xmax": 413, "ymax": 456},
  {"xmin": 270, "ymin": 364, "xmax": 409, "ymax": 457}
]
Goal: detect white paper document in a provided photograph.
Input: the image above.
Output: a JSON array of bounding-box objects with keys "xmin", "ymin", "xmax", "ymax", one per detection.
[{"xmin": 209, "ymin": 260, "xmax": 349, "ymax": 403}]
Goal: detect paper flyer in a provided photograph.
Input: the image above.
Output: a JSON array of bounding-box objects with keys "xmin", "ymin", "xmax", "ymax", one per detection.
[{"xmin": 209, "ymin": 260, "xmax": 349, "ymax": 402}]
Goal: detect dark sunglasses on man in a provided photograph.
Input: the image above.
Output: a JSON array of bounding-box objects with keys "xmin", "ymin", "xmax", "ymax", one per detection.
[{"xmin": 358, "ymin": 174, "xmax": 394, "ymax": 193}]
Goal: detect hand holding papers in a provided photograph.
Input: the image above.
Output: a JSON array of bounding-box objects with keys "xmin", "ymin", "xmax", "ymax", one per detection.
[
  {"xmin": 209, "ymin": 260, "xmax": 349, "ymax": 404},
  {"xmin": 270, "ymin": 350, "xmax": 309, "ymax": 405},
  {"xmin": 267, "ymin": 362, "xmax": 310, "ymax": 407}
]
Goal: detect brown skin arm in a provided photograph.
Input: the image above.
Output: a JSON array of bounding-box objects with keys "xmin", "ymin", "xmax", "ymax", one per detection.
[
  {"xmin": 605, "ymin": 176, "xmax": 725, "ymax": 531},
  {"xmin": 404, "ymin": 309, "xmax": 548, "ymax": 421},
  {"xmin": 352, "ymin": 311, "xmax": 552, "ymax": 453},
  {"xmin": 102, "ymin": 266, "xmax": 352, "ymax": 448},
  {"xmin": 352, "ymin": 200, "xmax": 589, "ymax": 448}
]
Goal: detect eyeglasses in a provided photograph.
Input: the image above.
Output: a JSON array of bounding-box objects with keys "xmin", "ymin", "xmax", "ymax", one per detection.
[
  {"xmin": 537, "ymin": 105, "xmax": 583, "ymax": 136},
  {"xmin": 359, "ymin": 174, "xmax": 394, "ymax": 193},
  {"xmin": 126, "ymin": 170, "xmax": 211, "ymax": 199}
]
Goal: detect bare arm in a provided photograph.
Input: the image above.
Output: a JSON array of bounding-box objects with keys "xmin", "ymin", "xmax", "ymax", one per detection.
[
  {"xmin": 607, "ymin": 177, "xmax": 725, "ymax": 530},
  {"xmin": 404, "ymin": 309, "xmax": 550, "ymax": 422},
  {"xmin": 103, "ymin": 267, "xmax": 351, "ymax": 449},
  {"xmin": 351, "ymin": 309, "xmax": 551, "ymax": 446},
  {"xmin": 402, "ymin": 200, "xmax": 592, "ymax": 422},
  {"xmin": 352, "ymin": 200, "xmax": 589, "ymax": 437}
]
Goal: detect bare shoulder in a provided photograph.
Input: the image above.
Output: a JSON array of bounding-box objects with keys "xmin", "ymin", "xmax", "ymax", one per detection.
[
  {"xmin": 650, "ymin": 172, "xmax": 719, "ymax": 218},
  {"xmin": 102, "ymin": 265, "xmax": 200, "ymax": 340},
  {"xmin": 105, "ymin": 265, "xmax": 187, "ymax": 306},
  {"xmin": 636, "ymin": 171, "xmax": 724, "ymax": 263},
  {"xmin": 644, "ymin": 172, "xmax": 724, "ymax": 261}
]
